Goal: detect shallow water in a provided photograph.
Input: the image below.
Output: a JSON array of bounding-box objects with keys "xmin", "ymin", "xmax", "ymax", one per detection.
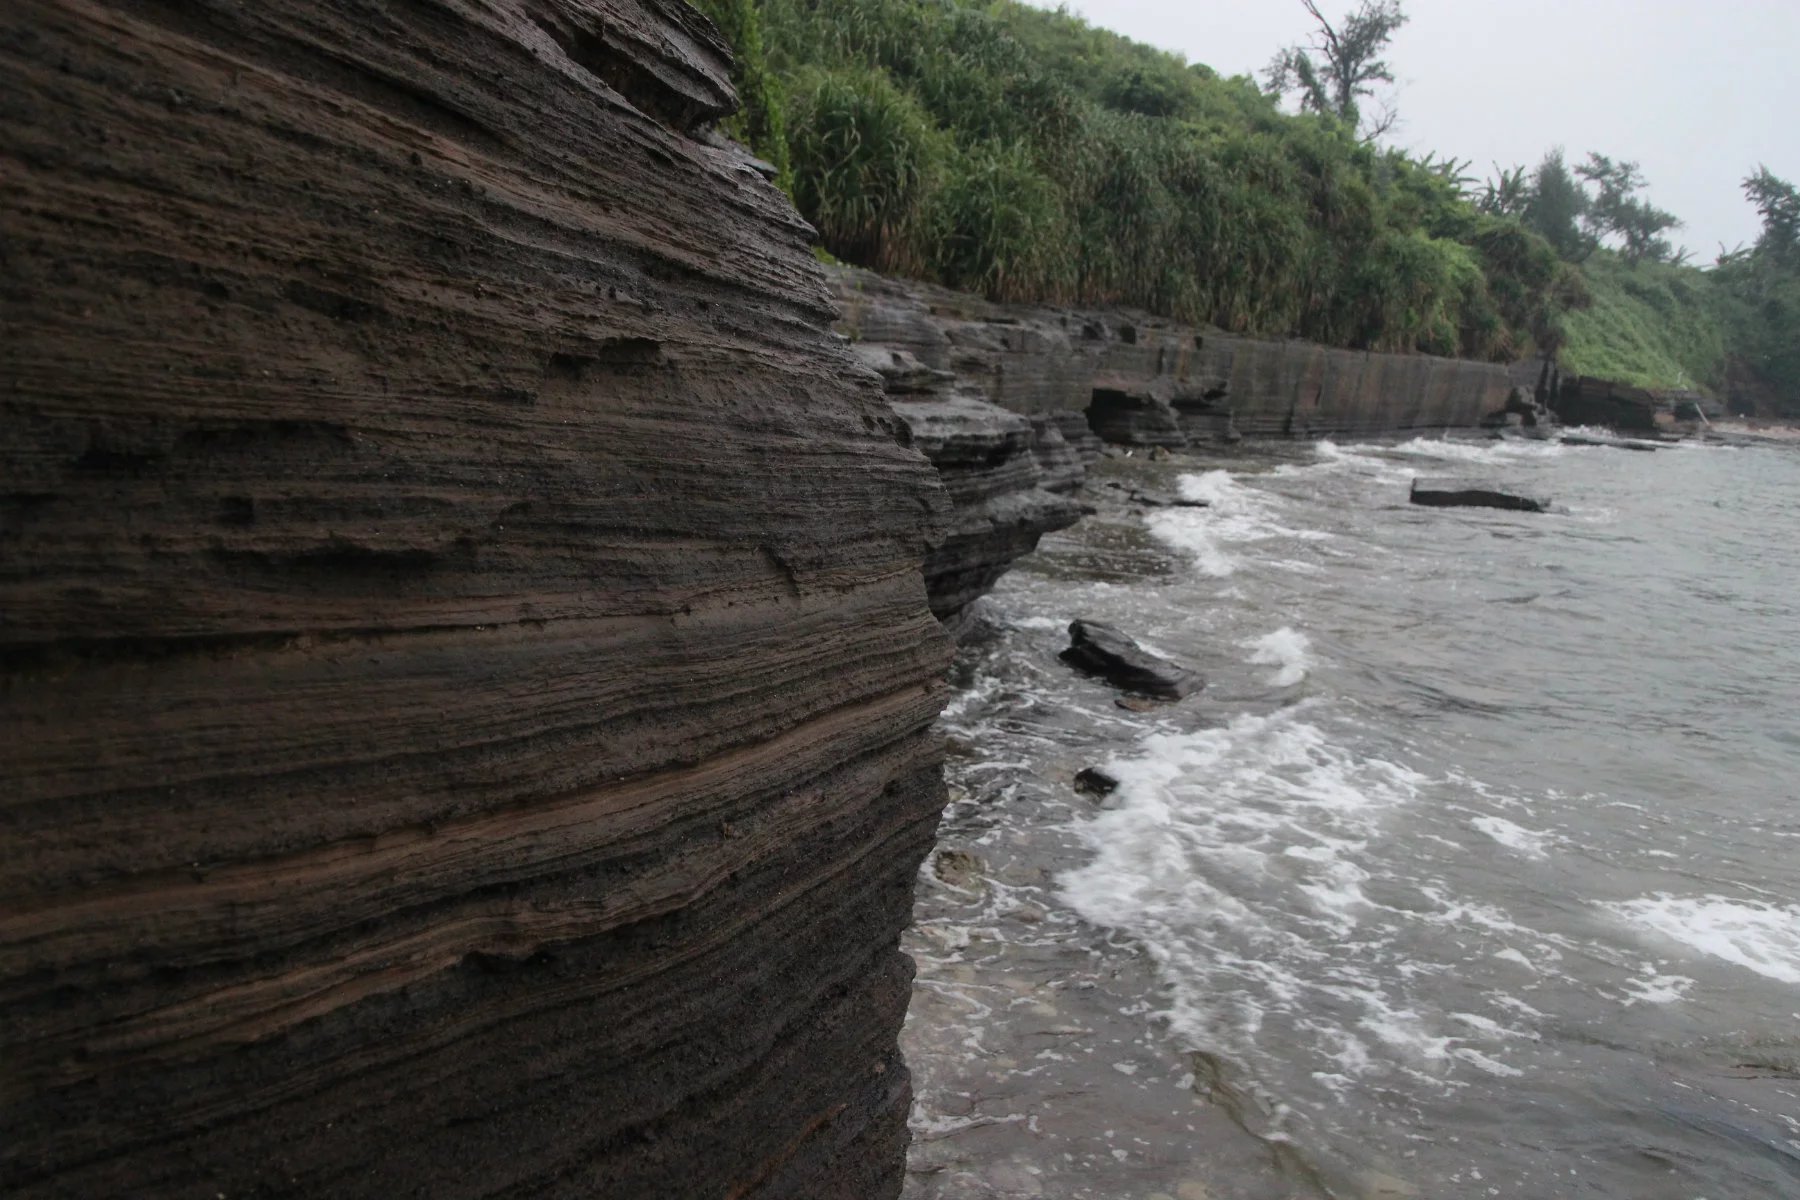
[{"xmin": 902, "ymin": 433, "xmax": 1800, "ymax": 1199}]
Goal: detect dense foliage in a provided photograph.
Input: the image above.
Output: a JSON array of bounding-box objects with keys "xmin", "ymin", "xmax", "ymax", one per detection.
[
  {"xmin": 695, "ymin": 0, "xmax": 1794, "ymax": 408},
  {"xmin": 1558, "ymin": 254, "xmax": 1730, "ymax": 389},
  {"xmin": 696, "ymin": 0, "xmax": 1576, "ymax": 361},
  {"xmin": 1710, "ymin": 171, "xmax": 1800, "ymax": 407},
  {"xmin": 1485, "ymin": 149, "xmax": 1800, "ymax": 409}
]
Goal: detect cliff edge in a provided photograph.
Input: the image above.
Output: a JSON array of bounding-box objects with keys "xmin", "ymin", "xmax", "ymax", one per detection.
[{"xmin": 0, "ymin": 2, "xmax": 950, "ymax": 1196}]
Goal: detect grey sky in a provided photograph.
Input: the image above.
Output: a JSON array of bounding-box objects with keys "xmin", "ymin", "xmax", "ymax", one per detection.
[{"xmin": 1045, "ymin": 0, "xmax": 1799, "ymax": 259}]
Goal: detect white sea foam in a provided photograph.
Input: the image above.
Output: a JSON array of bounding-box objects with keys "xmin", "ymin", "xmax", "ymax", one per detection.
[
  {"xmin": 1056, "ymin": 705, "xmax": 1492, "ymax": 1078},
  {"xmin": 1245, "ymin": 627, "xmax": 1314, "ymax": 687},
  {"xmin": 1606, "ymin": 895, "xmax": 1800, "ymax": 983},
  {"xmin": 1148, "ymin": 471, "xmax": 1328, "ymax": 577},
  {"xmin": 1382, "ymin": 436, "xmax": 1568, "ymax": 464},
  {"xmin": 1470, "ymin": 815, "xmax": 1554, "ymax": 858},
  {"xmin": 1620, "ymin": 971, "xmax": 1697, "ymax": 1006}
]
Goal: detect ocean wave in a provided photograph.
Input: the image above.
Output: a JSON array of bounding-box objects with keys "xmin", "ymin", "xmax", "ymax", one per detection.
[
  {"xmin": 1148, "ymin": 470, "xmax": 1330, "ymax": 577},
  {"xmin": 1245, "ymin": 626, "xmax": 1314, "ymax": 686},
  {"xmin": 1382, "ymin": 435, "xmax": 1569, "ymax": 463},
  {"xmin": 1606, "ymin": 895, "xmax": 1800, "ymax": 983},
  {"xmin": 1469, "ymin": 815, "xmax": 1555, "ymax": 858}
]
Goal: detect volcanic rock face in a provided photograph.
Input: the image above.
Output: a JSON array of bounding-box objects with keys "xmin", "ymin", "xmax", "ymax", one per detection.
[
  {"xmin": 849, "ymin": 344, "xmax": 1087, "ymax": 629},
  {"xmin": 1, "ymin": 3, "xmax": 950, "ymax": 1197},
  {"xmin": 1550, "ymin": 375, "xmax": 1667, "ymax": 431},
  {"xmin": 833, "ymin": 267, "xmax": 1515, "ymax": 445}
]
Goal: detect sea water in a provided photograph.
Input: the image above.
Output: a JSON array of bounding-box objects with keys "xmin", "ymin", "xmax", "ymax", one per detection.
[{"xmin": 903, "ymin": 434, "xmax": 1800, "ymax": 1199}]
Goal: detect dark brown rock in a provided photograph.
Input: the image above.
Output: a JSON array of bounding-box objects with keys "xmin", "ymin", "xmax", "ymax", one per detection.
[
  {"xmin": 1060, "ymin": 620, "xmax": 1202, "ymax": 700},
  {"xmin": 830, "ymin": 265, "xmax": 1521, "ymax": 628},
  {"xmin": 832, "ymin": 267, "xmax": 1515, "ymax": 447},
  {"xmin": 851, "ymin": 352, "xmax": 1082, "ymax": 629},
  {"xmin": 1073, "ymin": 767, "xmax": 1121, "ymax": 797},
  {"xmin": 0, "ymin": 3, "xmax": 950, "ymax": 1197},
  {"xmin": 1409, "ymin": 482, "xmax": 1549, "ymax": 513},
  {"xmin": 1561, "ymin": 435, "xmax": 1659, "ymax": 451},
  {"xmin": 1551, "ymin": 375, "xmax": 1665, "ymax": 432}
]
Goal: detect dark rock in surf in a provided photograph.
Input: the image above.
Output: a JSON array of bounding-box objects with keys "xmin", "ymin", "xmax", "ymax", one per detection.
[
  {"xmin": 1060, "ymin": 620, "xmax": 1202, "ymax": 699},
  {"xmin": 1409, "ymin": 481, "xmax": 1548, "ymax": 513},
  {"xmin": 931, "ymin": 849, "xmax": 986, "ymax": 891},
  {"xmin": 1074, "ymin": 767, "xmax": 1121, "ymax": 797}
]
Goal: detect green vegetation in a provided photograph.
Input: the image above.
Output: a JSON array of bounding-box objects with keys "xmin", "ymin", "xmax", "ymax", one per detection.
[
  {"xmin": 1488, "ymin": 150, "xmax": 1800, "ymax": 408},
  {"xmin": 1711, "ymin": 169, "xmax": 1800, "ymax": 405},
  {"xmin": 1265, "ymin": 0, "xmax": 1408, "ymax": 142},
  {"xmin": 694, "ymin": 0, "xmax": 1795, "ymax": 409},
  {"xmin": 700, "ymin": 0, "xmax": 1575, "ymax": 361},
  {"xmin": 1558, "ymin": 255, "xmax": 1729, "ymax": 389}
]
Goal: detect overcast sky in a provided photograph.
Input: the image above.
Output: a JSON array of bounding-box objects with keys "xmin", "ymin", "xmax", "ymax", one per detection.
[{"xmin": 1043, "ymin": 0, "xmax": 1799, "ymax": 260}]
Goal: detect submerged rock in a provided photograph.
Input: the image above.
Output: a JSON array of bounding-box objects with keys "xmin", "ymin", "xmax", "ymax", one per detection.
[
  {"xmin": 1409, "ymin": 481, "xmax": 1549, "ymax": 513},
  {"xmin": 931, "ymin": 849, "xmax": 986, "ymax": 892},
  {"xmin": 1060, "ymin": 620, "xmax": 1203, "ymax": 699},
  {"xmin": 1074, "ymin": 767, "xmax": 1121, "ymax": 797}
]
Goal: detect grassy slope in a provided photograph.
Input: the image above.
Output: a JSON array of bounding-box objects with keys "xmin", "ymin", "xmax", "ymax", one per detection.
[
  {"xmin": 698, "ymin": 0, "xmax": 1569, "ymax": 363},
  {"xmin": 1558, "ymin": 255, "xmax": 1732, "ymax": 390}
]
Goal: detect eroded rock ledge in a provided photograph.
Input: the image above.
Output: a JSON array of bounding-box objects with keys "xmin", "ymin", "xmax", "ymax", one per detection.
[
  {"xmin": 1, "ymin": 3, "xmax": 949, "ymax": 1197},
  {"xmin": 835, "ymin": 267, "xmax": 1515, "ymax": 447},
  {"xmin": 833, "ymin": 267, "xmax": 1517, "ymax": 623}
]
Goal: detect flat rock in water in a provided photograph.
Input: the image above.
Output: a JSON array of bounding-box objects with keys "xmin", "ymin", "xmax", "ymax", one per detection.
[
  {"xmin": 1060, "ymin": 619, "xmax": 1203, "ymax": 699},
  {"xmin": 1409, "ymin": 481, "xmax": 1548, "ymax": 513}
]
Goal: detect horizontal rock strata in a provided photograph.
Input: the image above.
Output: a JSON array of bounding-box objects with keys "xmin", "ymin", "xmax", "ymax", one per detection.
[
  {"xmin": 1549, "ymin": 375, "xmax": 1703, "ymax": 432},
  {"xmin": 849, "ymin": 344, "xmax": 1087, "ymax": 629},
  {"xmin": 0, "ymin": 3, "xmax": 950, "ymax": 1197},
  {"xmin": 833, "ymin": 267, "xmax": 1515, "ymax": 445}
]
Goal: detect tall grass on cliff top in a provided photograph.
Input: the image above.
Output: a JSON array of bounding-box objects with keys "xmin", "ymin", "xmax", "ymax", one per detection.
[
  {"xmin": 692, "ymin": 0, "xmax": 1581, "ymax": 362},
  {"xmin": 1558, "ymin": 254, "xmax": 1731, "ymax": 391}
]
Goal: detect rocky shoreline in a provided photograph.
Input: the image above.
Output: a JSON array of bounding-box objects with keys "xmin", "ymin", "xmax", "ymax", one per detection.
[
  {"xmin": 838, "ymin": 267, "xmax": 1527, "ymax": 633},
  {"xmin": 0, "ymin": 4, "xmax": 1649, "ymax": 1196}
]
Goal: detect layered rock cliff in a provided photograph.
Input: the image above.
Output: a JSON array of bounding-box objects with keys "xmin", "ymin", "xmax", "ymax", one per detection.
[
  {"xmin": 847, "ymin": 342, "xmax": 1090, "ymax": 628},
  {"xmin": 834, "ymin": 267, "xmax": 1515, "ymax": 624},
  {"xmin": 0, "ymin": 3, "xmax": 950, "ymax": 1197}
]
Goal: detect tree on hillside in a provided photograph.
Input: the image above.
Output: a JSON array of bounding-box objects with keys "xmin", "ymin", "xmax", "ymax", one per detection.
[
  {"xmin": 1715, "ymin": 167, "xmax": 1800, "ymax": 409},
  {"xmin": 1479, "ymin": 163, "xmax": 1529, "ymax": 218},
  {"xmin": 1744, "ymin": 166, "xmax": 1800, "ymax": 265},
  {"xmin": 1263, "ymin": 0, "xmax": 1408, "ymax": 142},
  {"xmin": 1575, "ymin": 153, "xmax": 1681, "ymax": 266},
  {"xmin": 1522, "ymin": 149, "xmax": 1592, "ymax": 261}
]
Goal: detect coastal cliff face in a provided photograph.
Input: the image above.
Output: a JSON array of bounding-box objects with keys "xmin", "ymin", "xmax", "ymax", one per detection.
[
  {"xmin": 834, "ymin": 267, "xmax": 1515, "ymax": 623},
  {"xmin": 836, "ymin": 268, "xmax": 1516, "ymax": 443},
  {"xmin": 847, "ymin": 342, "xmax": 1091, "ymax": 627},
  {"xmin": 0, "ymin": 3, "xmax": 950, "ymax": 1197}
]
